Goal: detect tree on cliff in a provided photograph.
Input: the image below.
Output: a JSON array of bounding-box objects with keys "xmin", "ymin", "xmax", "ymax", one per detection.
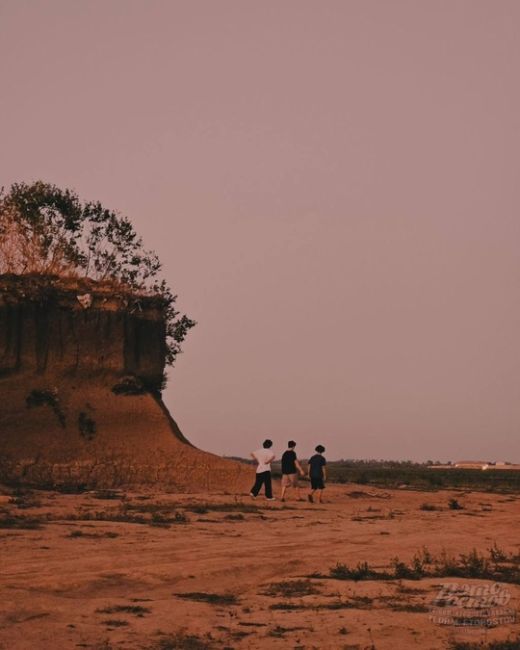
[{"xmin": 0, "ymin": 180, "xmax": 195, "ymax": 369}]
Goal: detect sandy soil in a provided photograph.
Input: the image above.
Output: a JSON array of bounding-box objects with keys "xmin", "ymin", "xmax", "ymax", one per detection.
[{"xmin": 1, "ymin": 483, "xmax": 519, "ymax": 650}]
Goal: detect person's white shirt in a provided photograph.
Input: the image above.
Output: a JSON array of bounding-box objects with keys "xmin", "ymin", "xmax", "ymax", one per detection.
[{"xmin": 252, "ymin": 448, "xmax": 275, "ymax": 473}]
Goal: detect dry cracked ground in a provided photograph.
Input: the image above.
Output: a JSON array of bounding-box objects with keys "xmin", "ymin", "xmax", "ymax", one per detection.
[{"xmin": 1, "ymin": 484, "xmax": 519, "ymax": 650}]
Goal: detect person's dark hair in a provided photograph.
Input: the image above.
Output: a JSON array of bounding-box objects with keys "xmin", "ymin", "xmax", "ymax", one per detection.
[
  {"xmin": 263, "ymin": 439, "xmax": 273, "ymax": 449},
  {"xmin": 315, "ymin": 444, "xmax": 325, "ymax": 453},
  {"xmin": 288, "ymin": 440, "xmax": 296, "ymax": 448}
]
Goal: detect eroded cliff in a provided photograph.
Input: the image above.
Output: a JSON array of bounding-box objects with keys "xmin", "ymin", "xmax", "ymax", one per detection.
[{"xmin": 0, "ymin": 275, "xmax": 249, "ymax": 491}]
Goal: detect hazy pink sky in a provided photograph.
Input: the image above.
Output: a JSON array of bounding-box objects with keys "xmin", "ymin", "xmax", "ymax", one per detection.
[{"xmin": 1, "ymin": 1, "xmax": 519, "ymax": 461}]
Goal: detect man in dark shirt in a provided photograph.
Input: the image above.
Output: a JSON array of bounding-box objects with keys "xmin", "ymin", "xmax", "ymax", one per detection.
[
  {"xmin": 280, "ymin": 440, "xmax": 304, "ymax": 501},
  {"xmin": 308, "ymin": 445, "xmax": 327, "ymax": 503}
]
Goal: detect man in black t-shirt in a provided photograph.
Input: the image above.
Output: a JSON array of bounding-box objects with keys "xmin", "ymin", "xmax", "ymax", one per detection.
[
  {"xmin": 307, "ymin": 445, "xmax": 327, "ymax": 503},
  {"xmin": 280, "ymin": 440, "xmax": 305, "ymax": 501}
]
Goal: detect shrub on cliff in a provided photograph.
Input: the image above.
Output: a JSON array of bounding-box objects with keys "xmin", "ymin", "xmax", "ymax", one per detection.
[{"xmin": 0, "ymin": 180, "xmax": 195, "ymax": 371}]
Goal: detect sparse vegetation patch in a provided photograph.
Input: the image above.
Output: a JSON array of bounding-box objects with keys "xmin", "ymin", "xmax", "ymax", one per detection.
[
  {"xmin": 9, "ymin": 494, "xmax": 42, "ymax": 509},
  {"xmin": 26, "ymin": 389, "xmax": 66, "ymax": 427},
  {"xmin": 66, "ymin": 506, "xmax": 189, "ymax": 527},
  {"xmin": 328, "ymin": 546, "xmax": 520, "ymax": 584},
  {"xmin": 174, "ymin": 592, "xmax": 238, "ymax": 606},
  {"xmin": 67, "ymin": 530, "xmax": 119, "ymax": 539},
  {"xmin": 448, "ymin": 498, "xmax": 464, "ymax": 510},
  {"xmin": 450, "ymin": 639, "xmax": 520, "ymax": 650},
  {"xmin": 111, "ymin": 376, "xmax": 146, "ymax": 396},
  {"xmin": 96, "ymin": 605, "xmax": 150, "ymax": 617},
  {"xmin": 78, "ymin": 411, "xmax": 96, "ymax": 440},
  {"xmin": 152, "ymin": 632, "xmax": 216, "ymax": 650},
  {"xmin": 262, "ymin": 579, "xmax": 320, "ymax": 597},
  {"xmin": 92, "ymin": 490, "xmax": 124, "ymax": 500},
  {"xmin": 0, "ymin": 515, "xmax": 44, "ymax": 529}
]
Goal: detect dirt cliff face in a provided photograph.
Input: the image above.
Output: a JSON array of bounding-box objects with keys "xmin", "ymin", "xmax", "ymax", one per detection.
[
  {"xmin": 0, "ymin": 275, "xmax": 250, "ymax": 491},
  {"xmin": 0, "ymin": 274, "xmax": 167, "ymax": 384}
]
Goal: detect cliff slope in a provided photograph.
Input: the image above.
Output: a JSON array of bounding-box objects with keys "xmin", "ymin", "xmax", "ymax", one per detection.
[{"xmin": 0, "ymin": 275, "xmax": 250, "ymax": 491}]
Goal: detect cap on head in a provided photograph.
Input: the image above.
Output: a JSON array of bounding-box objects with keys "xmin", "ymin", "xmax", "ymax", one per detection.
[
  {"xmin": 315, "ymin": 444, "xmax": 325, "ymax": 453},
  {"xmin": 288, "ymin": 440, "xmax": 296, "ymax": 448},
  {"xmin": 263, "ymin": 439, "xmax": 273, "ymax": 449}
]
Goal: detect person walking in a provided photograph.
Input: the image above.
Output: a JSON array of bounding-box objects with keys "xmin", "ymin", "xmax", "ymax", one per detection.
[
  {"xmin": 307, "ymin": 445, "xmax": 327, "ymax": 503},
  {"xmin": 280, "ymin": 440, "xmax": 305, "ymax": 501},
  {"xmin": 250, "ymin": 439, "xmax": 276, "ymax": 500}
]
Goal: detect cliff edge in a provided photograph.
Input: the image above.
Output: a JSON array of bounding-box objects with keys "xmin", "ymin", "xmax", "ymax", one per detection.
[{"xmin": 0, "ymin": 274, "xmax": 250, "ymax": 491}]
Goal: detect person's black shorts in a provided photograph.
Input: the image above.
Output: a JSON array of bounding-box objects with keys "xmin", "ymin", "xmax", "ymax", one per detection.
[{"xmin": 310, "ymin": 476, "xmax": 325, "ymax": 490}]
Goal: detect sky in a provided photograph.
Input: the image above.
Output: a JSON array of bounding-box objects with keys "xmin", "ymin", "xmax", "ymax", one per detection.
[{"xmin": 1, "ymin": 0, "xmax": 519, "ymax": 462}]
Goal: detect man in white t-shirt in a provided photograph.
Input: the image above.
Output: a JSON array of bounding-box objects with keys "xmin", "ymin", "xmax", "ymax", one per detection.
[{"xmin": 250, "ymin": 439, "xmax": 276, "ymax": 500}]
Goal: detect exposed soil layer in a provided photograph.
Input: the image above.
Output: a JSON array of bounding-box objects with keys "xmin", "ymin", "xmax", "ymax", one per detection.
[{"xmin": 0, "ymin": 275, "xmax": 249, "ymax": 491}]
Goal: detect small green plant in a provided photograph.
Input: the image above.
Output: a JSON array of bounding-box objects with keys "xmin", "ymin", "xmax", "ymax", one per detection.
[
  {"xmin": 392, "ymin": 547, "xmax": 432, "ymax": 579},
  {"xmin": 448, "ymin": 498, "xmax": 464, "ymax": 510},
  {"xmin": 392, "ymin": 558, "xmax": 423, "ymax": 580},
  {"xmin": 488, "ymin": 541, "xmax": 508, "ymax": 562},
  {"xmin": 420, "ymin": 546, "xmax": 433, "ymax": 564},
  {"xmin": 458, "ymin": 548, "xmax": 490, "ymax": 577},
  {"xmin": 329, "ymin": 561, "xmax": 392, "ymax": 581}
]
